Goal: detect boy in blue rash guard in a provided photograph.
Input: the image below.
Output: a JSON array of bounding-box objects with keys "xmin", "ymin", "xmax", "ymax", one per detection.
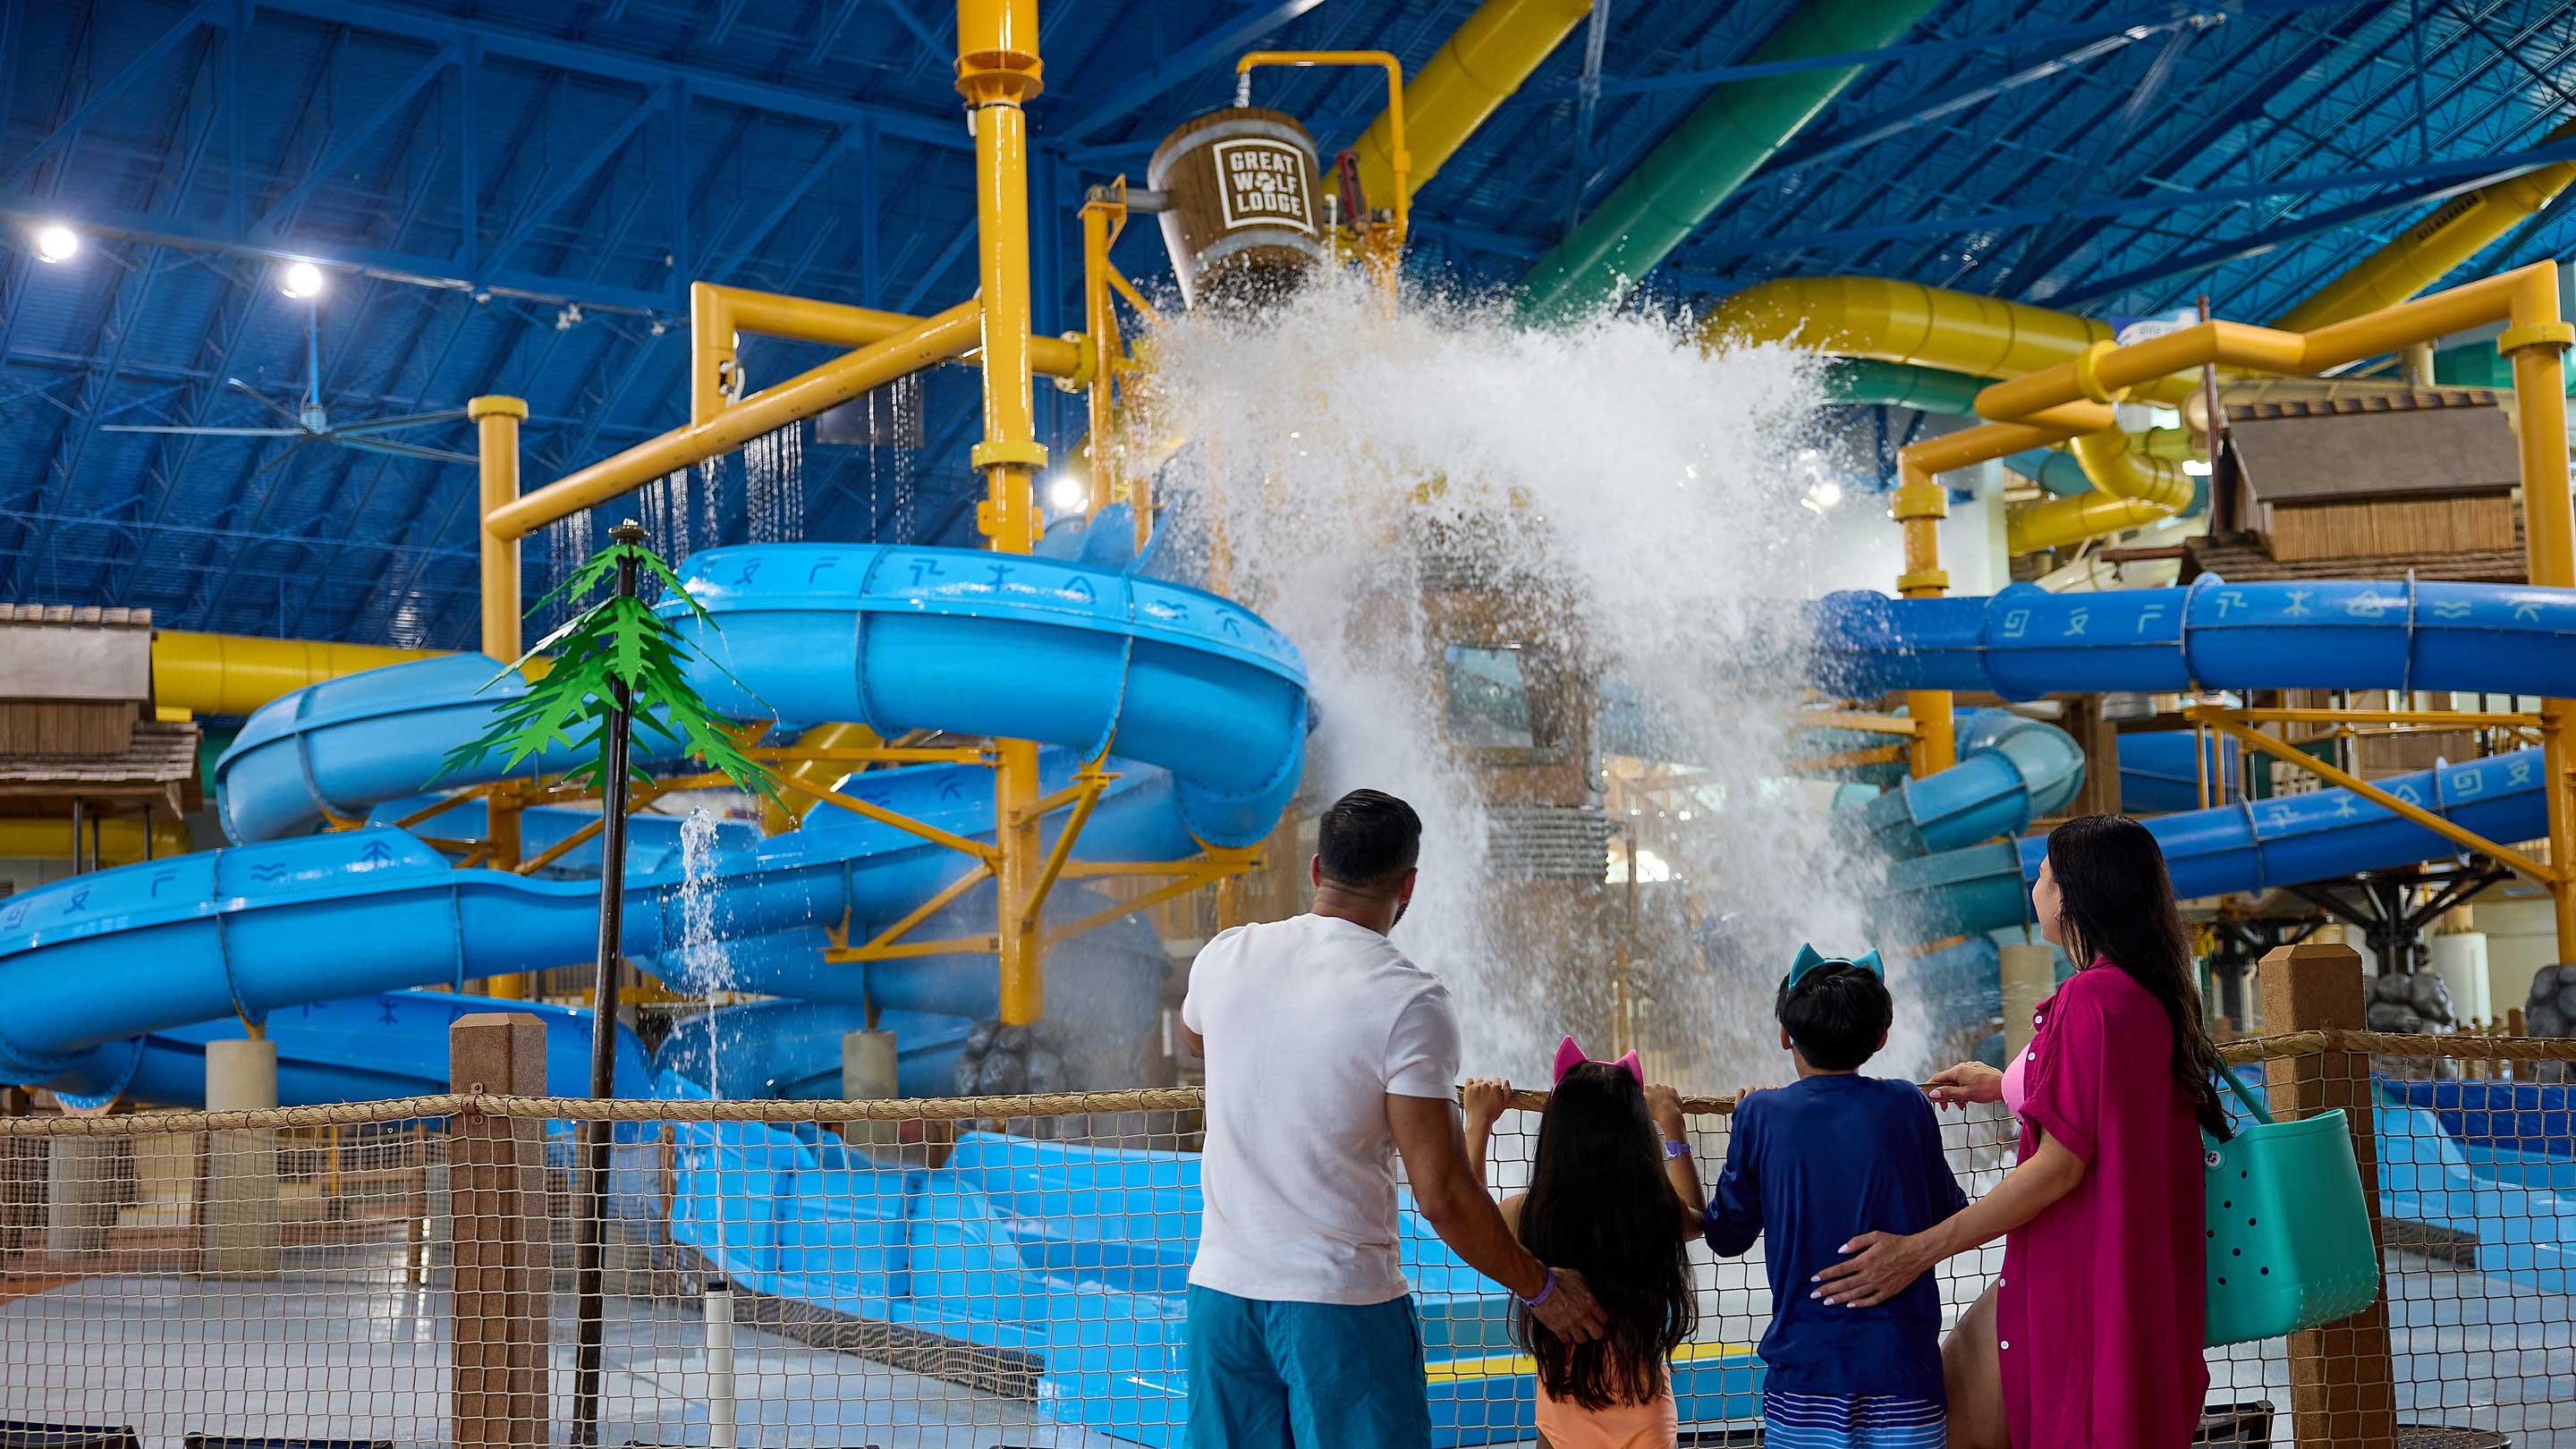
[{"xmin": 1704, "ymin": 946, "xmax": 1967, "ymax": 1449}]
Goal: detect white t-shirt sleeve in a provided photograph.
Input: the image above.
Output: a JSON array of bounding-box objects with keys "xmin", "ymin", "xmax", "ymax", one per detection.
[
  {"xmin": 1382, "ymin": 983, "xmax": 1462, "ymax": 1099},
  {"xmin": 1181, "ymin": 925, "xmax": 1247, "ymax": 1035}
]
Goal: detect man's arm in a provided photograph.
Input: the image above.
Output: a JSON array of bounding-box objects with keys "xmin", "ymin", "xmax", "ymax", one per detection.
[{"xmin": 1388, "ymin": 1093, "xmax": 1607, "ymax": 1343}]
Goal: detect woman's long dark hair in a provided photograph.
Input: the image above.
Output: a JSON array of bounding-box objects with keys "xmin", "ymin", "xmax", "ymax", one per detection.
[
  {"xmin": 2043, "ymin": 814, "xmax": 2232, "ymax": 1140},
  {"xmin": 1514, "ymin": 1062, "xmax": 1696, "ymax": 1408}
]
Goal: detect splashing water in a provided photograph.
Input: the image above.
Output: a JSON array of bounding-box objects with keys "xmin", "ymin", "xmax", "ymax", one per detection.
[
  {"xmin": 746, "ymin": 423, "xmax": 806, "ymax": 542},
  {"xmin": 1139, "ymin": 272, "xmax": 1923, "ymax": 1086},
  {"xmin": 675, "ymin": 809, "xmax": 740, "ymax": 1096}
]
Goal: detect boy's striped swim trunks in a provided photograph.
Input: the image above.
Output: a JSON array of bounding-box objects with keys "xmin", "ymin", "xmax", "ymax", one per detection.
[{"xmin": 1760, "ymin": 1388, "xmax": 1946, "ymax": 1449}]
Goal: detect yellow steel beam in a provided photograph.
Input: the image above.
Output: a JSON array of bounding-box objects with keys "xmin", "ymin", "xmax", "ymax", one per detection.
[
  {"xmin": 744, "ymin": 744, "xmax": 991, "ymax": 766},
  {"xmin": 1044, "ymin": 850, "xmax": 1260, "ymax": 945},
  {"xmin": 2189, "ymin": 709, "xmax": 2558, "ymax": 885},
  {"xmin": 486, "ymin": 299, "xmax": 984, "ymax": 540},
  {"xmin": 852, "ymin": 863, "xmax": 996, "ymax": 961},
  {"xmin": 826, "ymin": 934, "xmax": 1001, "ymax": 963},
  {"xmin": 690, "ymin": 281, "xmax": 1083, "ymax": 427},
  {"xmin": 1786, "ymin": 744, "xmax": 1909, "ymax": 775},
  {"xmin": 2227, "ymin": 708, "xmax": 2546, "ymax": 729},
  {"xmin": 770, "ymin": 772, "xmax": 1000, "ymax": 862},
  {"xmin": 1021, "ymin": 769, "xmax": 1110, "ymax": 928},
  {"xmin": 1801, "ymin": 710, "xmax": 1925, "ymax": 737}
]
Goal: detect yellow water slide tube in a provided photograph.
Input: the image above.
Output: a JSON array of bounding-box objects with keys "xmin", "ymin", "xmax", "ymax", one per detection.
[
  {"xmin": 1703, "ymin": 124, "xmax": 2576, "ymax": 552},
  {"xmin": 154, "ymin": 631, "xmax": 450, "ymax": 718}
]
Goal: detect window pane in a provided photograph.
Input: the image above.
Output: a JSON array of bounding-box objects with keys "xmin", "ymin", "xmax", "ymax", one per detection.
[{"xmin": 1444, "ymin": 645, "xmax": 1535, "ymax": 749}]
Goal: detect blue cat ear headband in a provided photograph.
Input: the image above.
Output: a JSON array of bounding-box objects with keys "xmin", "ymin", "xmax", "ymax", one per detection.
[{"xmin": 1787, "ymin": 942, "xmax": 1885, "ymax": 990}]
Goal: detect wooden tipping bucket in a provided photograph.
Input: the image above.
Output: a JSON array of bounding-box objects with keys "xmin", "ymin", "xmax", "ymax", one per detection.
[{"xmin": 1146, "ymin": 107, "xmax": 1326, "ymax": 310}]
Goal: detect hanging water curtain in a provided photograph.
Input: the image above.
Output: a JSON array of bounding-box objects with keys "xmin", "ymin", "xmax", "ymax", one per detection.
[{"xmin": 1148, "ymin": 106, "xmax": 1326, "ymax": 311}]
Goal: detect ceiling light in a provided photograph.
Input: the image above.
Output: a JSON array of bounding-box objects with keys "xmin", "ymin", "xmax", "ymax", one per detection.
[
  {"xmin": 2182, "ymin": 458, "xmax": 2213, "ymax": 477},
  {"xmin": 32, "ymin": 224, "xmax": 78, "ymax": 264},
  {"xmin": 1046, "ymin": 474, "xmax": 1086, "ymax": 512},
  {"xmin": 1805, "ymin": 479, "xmax": 1844, "ymax": 511},
  {"xmin": 279, "ymin": 260, "xmax": 326, "ymax": 299}
]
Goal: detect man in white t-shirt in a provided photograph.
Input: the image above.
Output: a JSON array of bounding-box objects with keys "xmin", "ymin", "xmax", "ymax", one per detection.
[{"xmin": 1179, "ymin": 789, "xmax": 1606, "ymax": 1448}]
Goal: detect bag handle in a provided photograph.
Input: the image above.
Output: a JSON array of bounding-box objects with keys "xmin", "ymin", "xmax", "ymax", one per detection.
[{"xmin": 2216, "ymin": 1063, "xmax": 2274, "ymax": 1127}]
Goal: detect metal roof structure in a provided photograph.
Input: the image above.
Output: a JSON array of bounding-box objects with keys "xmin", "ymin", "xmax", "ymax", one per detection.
[{"xmin": 4, "ymin": 0, "xmax": 2575, "ymax": 645}]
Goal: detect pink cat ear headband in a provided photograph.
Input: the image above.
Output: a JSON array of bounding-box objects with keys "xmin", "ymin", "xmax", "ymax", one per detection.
[{"xmin": 1553, "ymin": 1036, "xmax": 1642, "ymax": 1087}]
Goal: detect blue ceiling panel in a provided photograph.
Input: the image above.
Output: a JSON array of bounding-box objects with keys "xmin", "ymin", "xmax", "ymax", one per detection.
[{"xmin": 5, "ymin": 0, "xmax": 2576, "ymax": 647}]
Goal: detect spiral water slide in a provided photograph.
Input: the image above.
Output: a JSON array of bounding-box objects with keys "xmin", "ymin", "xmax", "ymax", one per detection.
[{"xmin": 0, "ymin": 542, "xmax": 1307, "ymax": 1107}]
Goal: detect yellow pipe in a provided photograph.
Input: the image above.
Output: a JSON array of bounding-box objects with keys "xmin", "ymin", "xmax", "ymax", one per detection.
[
  {"xmin": 2009, "ymin": 424, "xmax": 2195, "ymax": 553},
  {"xmin": 487, "ymin": 299, "xmax": 984, "ymax": 541},
  {"xmin": 0, "ymin": 816, "xmax": 190, "ymax": 863},
  {"xmin": 471, "ymin": 396, "xmax": 527, "ymax": 664},
  {"xmin": 155, "ymin": 631, "xmax": 447, "ymax": 718},
  {"xmin": 691, "ymin": 281, "xmax": 1082, "ymax": 429},
  {"xmin": 1347, "ymin": 0, "xmax": 1590, "ymax": 207},
  {"xmin": 1239, "ymin": 51, "xmax": 1409, "ymax": 268},
  {"xmin": 760, "ymin": 722, "xmax": 884, "ymax": 834},
  {"xmin": 960, "ymin": 0, "xmax": 1049, "ymax": 1029},
  {"xmin": 2272, "ymin": 118, "xmax": 2576, "ymax": 333}
]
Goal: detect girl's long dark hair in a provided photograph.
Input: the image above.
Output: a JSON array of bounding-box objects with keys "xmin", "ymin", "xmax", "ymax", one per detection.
[
  {"xmin": 1514, "ymin": 1062, "xmax": 1696, "ymax": 1409},
  {"xmin": 2043, "ymin": 814, "xmax": 2232, "ymax": 1140}
]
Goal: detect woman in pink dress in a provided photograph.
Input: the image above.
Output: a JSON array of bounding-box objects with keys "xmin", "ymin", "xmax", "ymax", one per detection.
[{"xmin": 1812, "ymin": 814, "xmax": 2233, "ymax": 1448}]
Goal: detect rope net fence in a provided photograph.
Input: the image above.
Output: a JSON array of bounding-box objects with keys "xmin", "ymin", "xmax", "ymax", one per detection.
[{"xmin": 0, "ymin": 1031, "xmax": 2566, "ymax": 1448}]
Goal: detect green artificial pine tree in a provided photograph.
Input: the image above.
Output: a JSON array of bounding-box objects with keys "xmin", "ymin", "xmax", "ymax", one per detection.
[{"xmin": 435, "ymin": 530, "xmax": 783, "ymax": 807}]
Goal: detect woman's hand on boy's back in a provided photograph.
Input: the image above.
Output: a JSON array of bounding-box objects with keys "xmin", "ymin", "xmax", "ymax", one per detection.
[{"xmin": 1925, "ymin": 1061, "xmax": 2004, "ymax": 1109}]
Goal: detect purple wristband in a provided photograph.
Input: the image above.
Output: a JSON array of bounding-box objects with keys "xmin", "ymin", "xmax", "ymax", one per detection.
[{"xmin": 1521, "ymin": 1268, "xmax": 1556, "ymax": 1309}]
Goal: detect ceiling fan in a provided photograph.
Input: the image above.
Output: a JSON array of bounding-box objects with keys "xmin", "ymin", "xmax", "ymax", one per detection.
[{"xmin": 103, "ymin": 303, "xmax": 475, "ymax": 470}]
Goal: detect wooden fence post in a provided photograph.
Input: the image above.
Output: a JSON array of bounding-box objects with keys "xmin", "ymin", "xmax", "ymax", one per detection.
[
  {"xmin": 451, "ymin": 1013, "xmax": 550, "ymax": 1449},
  {"xmin": 2258, "ymin": 941, "xmax": 2398, "ymax": 1449}
]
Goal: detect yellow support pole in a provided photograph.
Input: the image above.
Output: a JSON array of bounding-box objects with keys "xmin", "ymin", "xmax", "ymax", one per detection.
[
  {"xmin": 470, "ymin": 394, "xmax": 532, "ymax": 1001},
  {"xmin": 2500, "ymin": 274, "xmax": 2576, "ymax": 961},
  {"xmin": 1078, "ymin": 186, "xmax": 1124, "ymax": 521},
  {"xmin": 1891, "ymin": 456, "xmax": 1955, "ymax": 776},
  {"xmin": 959, "ymin": 0, "xmax": 1049, "ymax": 1029}
]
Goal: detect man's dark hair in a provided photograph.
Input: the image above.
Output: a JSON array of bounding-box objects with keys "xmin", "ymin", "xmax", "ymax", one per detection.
[
  {"xmin": 1317, "ymin": 789, "xmax": 1421, "ymax": 891},
  {"xmin": 1775, "ymin": 962, "xmax": 1893, "ymax": 1072}
]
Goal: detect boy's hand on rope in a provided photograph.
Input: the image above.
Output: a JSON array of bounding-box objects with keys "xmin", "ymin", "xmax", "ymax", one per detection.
[
  {"xmin": 1462, "ymin": 1078, "xmax": 1511, "ymax": 1131},
  {"xmin": 1926, "ymin": 1061, "xmax": 2004, "ymax": 1109}
]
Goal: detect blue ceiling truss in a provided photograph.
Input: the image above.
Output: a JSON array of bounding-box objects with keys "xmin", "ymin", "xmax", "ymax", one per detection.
[{"xmin": 4, "ymin": 0, "xmax": 2575, "ymax": 647}]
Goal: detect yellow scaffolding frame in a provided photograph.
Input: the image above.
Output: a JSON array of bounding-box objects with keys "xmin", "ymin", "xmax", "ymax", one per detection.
[{"xmin": 2185, "ymin": 704, "xmax": 2560, "ymax": 887}]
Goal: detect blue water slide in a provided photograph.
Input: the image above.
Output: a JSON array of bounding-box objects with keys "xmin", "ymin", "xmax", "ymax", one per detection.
[
  {"xmin": 1811, "ymin": 576, "xmax": 2576, "ymax": 701},
  {"xmin": 1887, "ymin": 746, "xmax": 2549, "ymax": 943},
  {"xmin": 1839, "ymin": 708, "xmax": 2086, "ymax": 858},
  {"xmin": 2118, "ymin": 730, "xmax": 2243, "ymax": 814},
  {"xmin": 665, "ymin": 544, "xmax": 1304, "ymax": 849},
  {"xmin": 1, "ymin": 541, "xmax": 1305, "ymax": 1106},
  {"xmin": 655, "ymin": 1003, "xmax": 974, "ymax": 1101},
  {"xmin": 44, "ymin": 989, "xmax": 650, "ymax": 1110}
]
